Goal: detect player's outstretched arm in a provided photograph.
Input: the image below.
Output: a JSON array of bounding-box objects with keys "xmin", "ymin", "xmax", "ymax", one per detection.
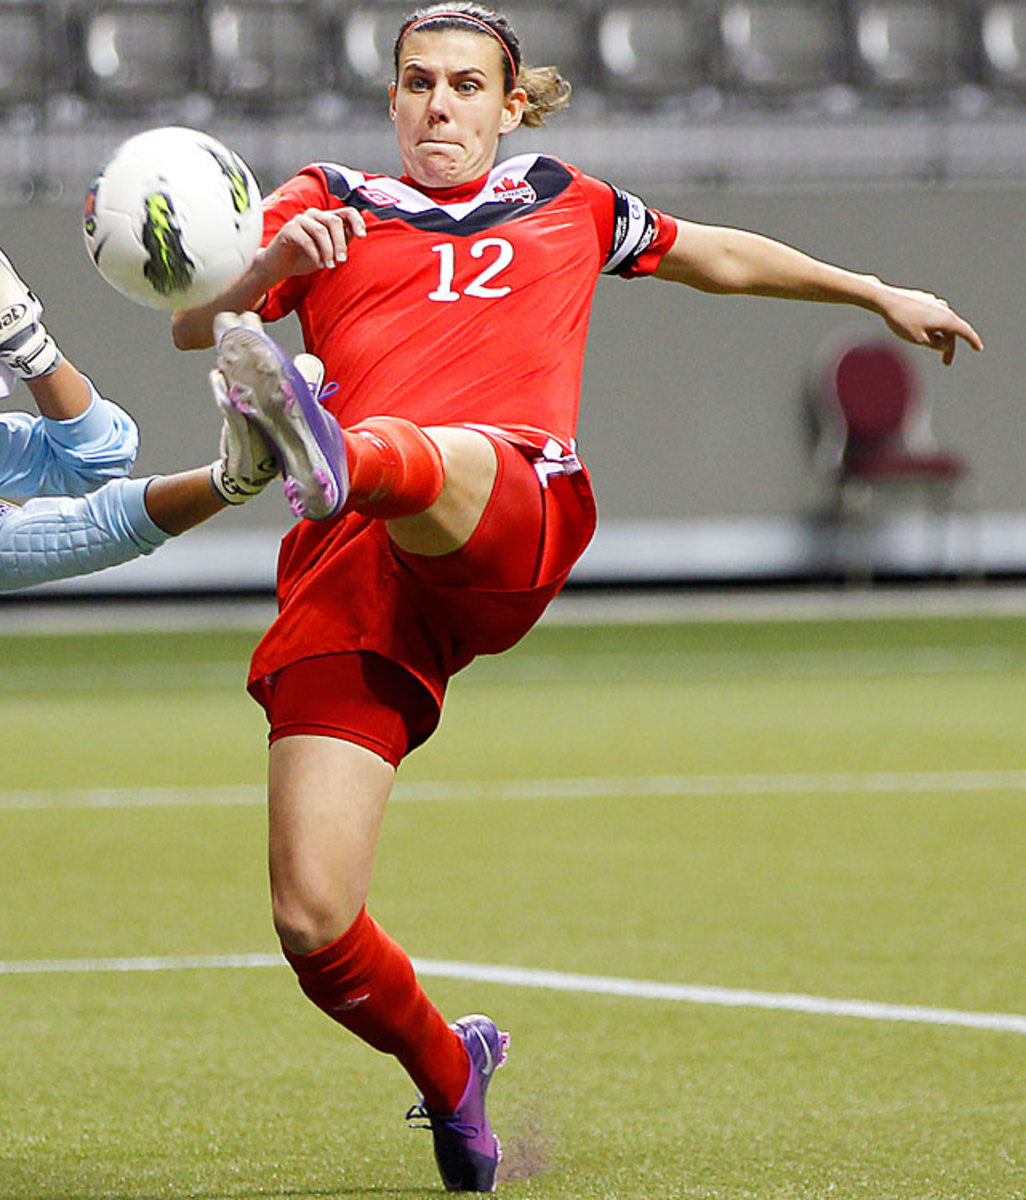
[
  {"xmin": 0, "ymin": 385, "xmax": 139, "ymax": 501},
  {"xmin": 654, "ymin": 216, "xmax": 983, "ymax": 364},
  {"xmin": 0, "ymin": 466, "xmax": 237, "ymax": 592},
  {"xmin": 871, "ymin": 284, "xmax": 982, "ymax": 366},
  {"xmin": 20, "ymin": 362, "xmax": 92, "ymax": 422},
  {"xmin": 1, "ymin": 246, "xmax": 142, "ymax": 494},
  {"xmin": 0, "ymin": 478, "xmax": 170, "ymax": 591},
  {"xmin": 0, "ymin": 376, "xmax": 280, "ymax": 590},
  {"xmin": 171, "ymin": 206, "xmax": 367, "ymax": 351}
]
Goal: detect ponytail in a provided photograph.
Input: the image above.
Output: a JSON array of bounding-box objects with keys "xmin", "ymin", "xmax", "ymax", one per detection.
[{"xmin": 519, "ymin": 64, "xmax": 572, "ymax": 127}]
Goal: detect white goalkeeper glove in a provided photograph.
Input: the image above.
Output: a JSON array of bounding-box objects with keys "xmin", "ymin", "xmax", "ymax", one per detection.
[
  {"xmin": 0, "ymin": 250, "xmax": 62, "ymax": 381},
  {"xmin": 208, "ymin": 369, "xmax": 280, "ymax": 505}
]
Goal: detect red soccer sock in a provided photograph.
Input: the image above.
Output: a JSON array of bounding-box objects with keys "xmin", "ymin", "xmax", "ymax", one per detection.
[
  {"xmin": 342, "ymin": 417, "xmax": 445, "ymax": 519},
  {"xmin": 282, "ymin": 906, "xmax": 470, "ymax": 1113}
]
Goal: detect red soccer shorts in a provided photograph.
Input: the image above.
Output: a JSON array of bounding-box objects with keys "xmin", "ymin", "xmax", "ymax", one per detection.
[
  {"xmin": 249, "ymin": 428, "xmax": 597, "ymax": 759},
  {"xmin": 264, "ymin": 651, "xmax": 436, "ymax": 768}
]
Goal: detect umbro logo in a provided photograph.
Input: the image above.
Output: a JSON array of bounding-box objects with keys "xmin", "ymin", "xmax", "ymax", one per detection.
[
  {"xmin": 358, "ymin": 186, "xmax": 398, "ymax": 207},
  {"xmin": 0, "ymin": 304, "xmax": 26, "ymax": 330}
]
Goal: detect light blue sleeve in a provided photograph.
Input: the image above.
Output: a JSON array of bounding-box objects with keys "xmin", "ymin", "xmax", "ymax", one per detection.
[
  {"xmin": 0, "ymin": 476, "xmax": 171, "ymax": 591},
  {"xmin": 0, "ymin": 378, "xmax": 139, "ymax": 500}
]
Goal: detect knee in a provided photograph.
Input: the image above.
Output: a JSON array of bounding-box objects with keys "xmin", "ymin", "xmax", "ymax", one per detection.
[
  {"xmin": 271, "ymin": 884, "xmax": 361, "ymax": 956},
  {"xmin": 385, "ymin": 428, "xmax": 498, "ymax": 557},
  {"xmin": 424, "ymin": 426, "xmax": 498, "ymax": 512}
]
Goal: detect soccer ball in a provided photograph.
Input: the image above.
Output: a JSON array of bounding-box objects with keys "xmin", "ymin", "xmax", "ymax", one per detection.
[{"xmin": 82, "ymin": 127, "xmax": 263, "ymax": 311}]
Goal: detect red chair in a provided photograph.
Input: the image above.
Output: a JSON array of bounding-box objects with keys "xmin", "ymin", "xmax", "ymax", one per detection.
[{"xmin": 806, "ymin": 334, "xmax": 973, "ymax": 576}]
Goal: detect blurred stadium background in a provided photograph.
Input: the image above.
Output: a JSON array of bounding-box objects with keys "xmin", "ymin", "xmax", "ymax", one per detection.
[{"xmin": 1, "ymin": 0, "xmax": 1025, "ymax": 592}]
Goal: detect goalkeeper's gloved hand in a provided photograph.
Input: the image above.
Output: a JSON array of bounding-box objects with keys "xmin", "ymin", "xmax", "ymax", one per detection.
[
  {"xmin": 0, "ymin": 250, "xmax": 62, "ymax": 380},
  {"xmin": 208, "ymin": 369, "xmax": 280, "ymax": 505}
]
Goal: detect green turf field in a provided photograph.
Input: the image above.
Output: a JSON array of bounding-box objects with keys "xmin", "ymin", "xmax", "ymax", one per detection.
[{"xmin": 2, "ymin": 609, "xmax": 1025, "ymax": 1199}]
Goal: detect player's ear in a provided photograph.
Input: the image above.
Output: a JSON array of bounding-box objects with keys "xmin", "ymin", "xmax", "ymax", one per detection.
[
  {"xmin": 388, "ymin": 82, "xmax": 397, "ymax": 120},
  {"xmin": 500, "ymin": 87, "xmax": 526, "ymax": 135}
]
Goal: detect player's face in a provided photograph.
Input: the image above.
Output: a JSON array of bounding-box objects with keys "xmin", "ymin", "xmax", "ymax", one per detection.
[{"xmin": 390, "ymin": 29, "xmax": 526, "ymax": 189}]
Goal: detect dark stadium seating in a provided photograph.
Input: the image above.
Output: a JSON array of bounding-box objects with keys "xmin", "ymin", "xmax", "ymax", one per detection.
[
  {"xmin": 0, "ymin": 1, "xmax": 1017, "ymax": 117},
  {"xmin": 1, "ymin": 1, "xmax": 1024, "ymax": 200}
]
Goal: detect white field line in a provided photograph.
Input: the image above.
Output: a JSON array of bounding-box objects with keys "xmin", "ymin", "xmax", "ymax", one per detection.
[
  {"xmin": 0, "ymin": 785, "xmax": 266, "ymax": 810},
  {"xmin": 0, "ymin": 644, "xmax": 1021, "ymax": 696},
  {"xmin": 3, "ymin": 769, "xmax": 1026, "ymax": 811},
  {"xmin": 1, "ymin": 952, "xmax": 1023, "ymax": 1036},
  {"xmin": 470, "ymin": 645, "xmax": 1022, "ymax": 683}
]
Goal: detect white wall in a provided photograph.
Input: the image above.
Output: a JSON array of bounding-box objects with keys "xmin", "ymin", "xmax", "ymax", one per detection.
[{"xmin": 581, "ymin": 182, "xmax": 1012, "ymax": 522}]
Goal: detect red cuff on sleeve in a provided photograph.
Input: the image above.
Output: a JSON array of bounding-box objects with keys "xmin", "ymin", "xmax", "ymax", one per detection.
[{"xmin": 622, "ymin": 209, "xmax": 678, "ymax": 279}]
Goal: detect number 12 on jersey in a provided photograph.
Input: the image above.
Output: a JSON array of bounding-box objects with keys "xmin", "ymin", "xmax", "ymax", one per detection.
[{"xmin": 428, "ymin": 238, "xmax": 514, "ymax": 303}]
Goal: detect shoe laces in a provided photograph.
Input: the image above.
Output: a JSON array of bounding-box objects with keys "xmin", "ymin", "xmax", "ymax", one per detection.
[
  {"xmin": 315, "ymin": 380, "xmax": 339, "ymax": 407},
  {"xmin": 405, "ymin": 1102, "xmax": 479, "ymax": 1140}
]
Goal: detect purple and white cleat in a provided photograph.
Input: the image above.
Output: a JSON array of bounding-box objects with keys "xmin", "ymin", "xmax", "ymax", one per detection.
[
  {"xmin": 408, "ymin": 1014, "xmax": 510, "ymax": 1193},
  {"xmin": 214, "ymin": 312, "xmax": 348, "ymax": 520}
]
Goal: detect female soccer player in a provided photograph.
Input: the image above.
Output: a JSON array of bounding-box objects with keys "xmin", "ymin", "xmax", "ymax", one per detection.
[
  {"xmin": 172, "ymin": 4, "xmax": 983, "ymax": 1190},
  {"xmin": 0, "ymin": 250, "xmax": 279, "ymax": 590}
]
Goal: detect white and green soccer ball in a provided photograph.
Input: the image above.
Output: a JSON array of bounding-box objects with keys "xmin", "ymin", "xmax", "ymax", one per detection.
[{"xmin": 83, "ymin": 126, "xmax": 263, "ymax": 311}]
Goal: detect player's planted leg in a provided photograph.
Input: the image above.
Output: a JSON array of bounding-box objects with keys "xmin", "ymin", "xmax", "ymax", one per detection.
[{"xmin": 407, "ymin": 1014, "xmax": 510, "ymax": 1194}]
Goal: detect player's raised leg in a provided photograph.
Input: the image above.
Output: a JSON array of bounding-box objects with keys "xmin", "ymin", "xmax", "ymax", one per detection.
[
  {"xmin": 214, "ymin": 312, "xmax": 350, "ymax": 520},
  {"xmin": 213, "ymin": 313, "xmax": 497, "ymax": 551}
]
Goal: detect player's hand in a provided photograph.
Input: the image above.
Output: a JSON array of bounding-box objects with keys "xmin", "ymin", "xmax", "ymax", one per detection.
[
  {"xmin": 170, "ymin": 207, "xmax": 367, "ymax": 350},
  {"xmin": 257, "ymin": 207, "xmax": 367, "ymax": 282},
  {"xmin": 877, "ymin": 284, "xmax": 983, "ymax": 365}
]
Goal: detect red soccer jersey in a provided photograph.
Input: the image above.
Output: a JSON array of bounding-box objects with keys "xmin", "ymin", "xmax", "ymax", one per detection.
[
  {"xmin": 247, "ymin": 156, "xmax": 676, "ymax": 708},
  {"xmin": 259, "ymin": 154, "xmax": 677, "ymax": 445}
]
